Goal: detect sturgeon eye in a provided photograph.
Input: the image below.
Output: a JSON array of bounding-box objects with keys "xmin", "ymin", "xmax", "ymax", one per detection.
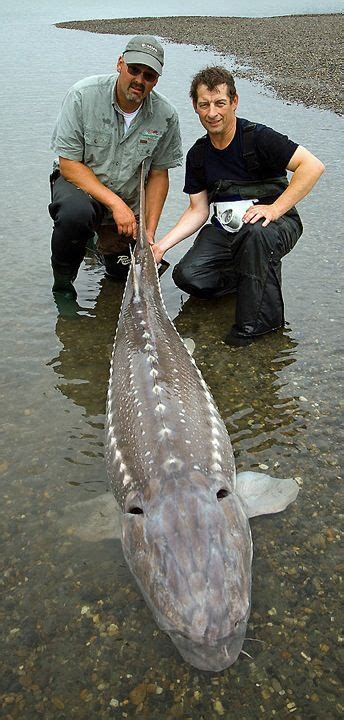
[
  {"xmin": 217, "ymin": 488, "xmax": 229, "ymax": 500},
  {"xmin": 124, "ymin": 494, "xmax": 144, "ymax": 514}
]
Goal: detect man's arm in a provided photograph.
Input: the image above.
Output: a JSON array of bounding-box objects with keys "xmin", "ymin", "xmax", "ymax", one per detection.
[
  {"xmin": 145, "ymin": 168, "xmax": 169, "ymax": 244},
  {"xmin": 243, "ymin": 146, "xmax": 325, "ymax": 227},
  {"xmin": 59, "ymin": 157, "xmax": 138, "ymax": 239},
  {"xmin": 151, "ymin": 190, "xmax": 209, "ymax": 264}
]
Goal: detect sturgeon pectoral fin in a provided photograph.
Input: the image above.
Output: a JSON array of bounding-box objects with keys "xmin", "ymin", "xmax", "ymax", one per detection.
[
  {"xmin": 182, "ymin": 338, "xmax": 196, "ymax": 356},
  {"xmin": 236, "ymin": 471, "xmax": 299, "ymax": 518},
  {"xmin": 58, "ymin": 493, "xmax": 122, "ymax": 542}
]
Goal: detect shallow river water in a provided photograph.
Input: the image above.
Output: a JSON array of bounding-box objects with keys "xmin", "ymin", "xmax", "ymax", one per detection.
[{"xmin": 0, "ymin": 1, "xmax": 343, "ymax": 719}]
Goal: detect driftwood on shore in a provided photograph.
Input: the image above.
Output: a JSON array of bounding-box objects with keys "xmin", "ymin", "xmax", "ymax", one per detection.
[{"xmin": 55, "ymin": 14, "xmax": 343, "ymax": 115}]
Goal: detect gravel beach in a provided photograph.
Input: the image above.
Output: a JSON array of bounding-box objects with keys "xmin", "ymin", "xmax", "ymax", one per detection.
[{"xmin": 56, "ymin": 14, "xmax": 343, "ymax": 115}]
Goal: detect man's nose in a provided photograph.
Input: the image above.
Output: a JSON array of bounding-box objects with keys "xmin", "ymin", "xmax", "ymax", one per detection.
[{"xmin": 207, "ymin": 104, "xmax": 218, "ymax": 117}]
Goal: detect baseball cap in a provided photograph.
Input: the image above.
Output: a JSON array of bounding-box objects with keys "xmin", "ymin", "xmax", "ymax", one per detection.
[{"xmin": 123, "ymin": 35, "xmax": 164, "ymax": 76}]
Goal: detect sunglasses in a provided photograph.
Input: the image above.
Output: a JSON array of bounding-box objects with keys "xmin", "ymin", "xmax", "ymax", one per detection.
[{"xmin": 126, "ymin": 64, "xmax": 159, "ymax": 83}]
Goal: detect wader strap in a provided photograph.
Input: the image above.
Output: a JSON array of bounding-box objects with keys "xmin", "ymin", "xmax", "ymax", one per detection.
[{"xmin": 242, "ymin": 122, "xmax": 259, "ymax": 173}]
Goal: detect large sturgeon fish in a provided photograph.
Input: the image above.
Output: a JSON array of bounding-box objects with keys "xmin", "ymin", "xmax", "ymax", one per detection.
[{"xmin": 105, "ymin": 164, "xmax": 299, "ymax": 672}]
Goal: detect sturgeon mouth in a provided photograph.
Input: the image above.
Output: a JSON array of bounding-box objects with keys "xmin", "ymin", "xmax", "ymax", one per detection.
[{"xmin": 168, "ymin": 629, "xmax": 246, "ymax": 672}]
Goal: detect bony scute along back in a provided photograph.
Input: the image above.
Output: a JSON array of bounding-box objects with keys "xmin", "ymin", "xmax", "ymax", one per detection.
[{"xmin": 105, "ymin": 163, "xmax": 299, "ymax": 672}]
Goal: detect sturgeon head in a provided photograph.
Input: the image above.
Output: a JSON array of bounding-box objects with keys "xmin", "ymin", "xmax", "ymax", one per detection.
[{"xmin": 121, "ymin": 467, "xmax": 252, "ymax": 671}]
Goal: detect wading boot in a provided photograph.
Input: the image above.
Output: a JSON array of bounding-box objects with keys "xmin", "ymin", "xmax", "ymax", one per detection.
[
  {"xmin": 52, "ymin": 261, "xmax": 79, "ymax": 299},
  {"xmin": 224, "ymin": 324, "xmax": 256, "ymax": 347}
]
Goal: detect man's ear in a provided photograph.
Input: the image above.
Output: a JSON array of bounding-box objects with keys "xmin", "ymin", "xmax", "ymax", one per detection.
[
  {"xmin": 232, "ymin": 94, "xmax": 239, "ymax": 110},
  {"xmin": 117, "ymin": 55, "xmax": 124, "ymax": 73},
  {"xmin": 192, "ymin": 99, "xmax": 198, "ymax": 113}
]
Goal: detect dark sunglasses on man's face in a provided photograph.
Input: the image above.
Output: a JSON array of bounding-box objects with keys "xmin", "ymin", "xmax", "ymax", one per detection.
[{"xmin": 126, "ymin": 64, "xmax": 159, "ymax": 83}]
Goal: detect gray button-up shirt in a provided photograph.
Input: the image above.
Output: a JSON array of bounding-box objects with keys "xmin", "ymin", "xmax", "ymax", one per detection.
[{"xmin": 50, "ymin": 74, "xmax": 183, "ymax": 214}]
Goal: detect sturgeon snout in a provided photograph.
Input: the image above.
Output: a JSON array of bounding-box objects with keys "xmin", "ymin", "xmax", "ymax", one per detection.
[{"xmin": 122, "ymin": 478, "xmax": 252, "ymax": 671}]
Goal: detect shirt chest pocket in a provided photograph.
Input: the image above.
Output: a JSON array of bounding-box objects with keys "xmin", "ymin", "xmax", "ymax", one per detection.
[
  {"xmin": 136, "ymin": 134, "xmax": 161, "ymax": 160},
  {"xmin": 84, "ymin": 129, "xmax": 112, "ymax": 164}
]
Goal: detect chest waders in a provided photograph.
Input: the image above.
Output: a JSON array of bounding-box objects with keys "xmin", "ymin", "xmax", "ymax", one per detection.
[{"xmin": 172, "ymin": 127, "xmax": 303, "ymax": 343}]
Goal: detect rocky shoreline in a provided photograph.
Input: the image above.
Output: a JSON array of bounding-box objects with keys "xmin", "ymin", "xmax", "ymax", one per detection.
[{"xmin": 56, "ymin": 14, "xmax": 343, "ymax": 115}]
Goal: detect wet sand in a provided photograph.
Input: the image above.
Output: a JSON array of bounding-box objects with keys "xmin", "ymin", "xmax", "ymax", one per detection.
[{"xmin": 56, "ymin": 14, "xmax": 343, "ymax": 115}]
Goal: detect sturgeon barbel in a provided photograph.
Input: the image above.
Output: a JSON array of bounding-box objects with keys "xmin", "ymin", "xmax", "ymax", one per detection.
[{"xmin": 105, "ymin": 164, "xmax": 299, "ymax": 672}]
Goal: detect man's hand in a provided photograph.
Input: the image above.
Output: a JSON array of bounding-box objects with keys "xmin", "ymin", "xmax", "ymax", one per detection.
[
  {"xmin": 243, "ymin": 203, "xmax": 280, "ymax": 228},
  {"xmin": 146, "ymin": 230, "xmax": 155, "ymax": 246},
  {"xmin": 110, "ymin": 197, "xmax": 137, "ymax": 239},
  {"xmin": 150, "ymin": 243, "xmax": 165, "ymax": 265}
]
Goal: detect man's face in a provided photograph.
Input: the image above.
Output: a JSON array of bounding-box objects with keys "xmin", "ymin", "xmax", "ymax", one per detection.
[
  {"xmin": 193, "ymin": 83, "xmax": 238, "ymax": 138},
  {"xmin": 116, "ymin": 56, "xmax": 159, "ymax": 109}
]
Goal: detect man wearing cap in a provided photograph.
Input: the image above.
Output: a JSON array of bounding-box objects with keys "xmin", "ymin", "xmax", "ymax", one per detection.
[{"xmin": 49, "ymin": 35, "xmax": 182, "ymax": 297}]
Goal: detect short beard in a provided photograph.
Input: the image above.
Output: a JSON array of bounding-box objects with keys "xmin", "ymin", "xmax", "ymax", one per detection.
[{"xmin": 125, "ymin": 84, "xmax": 145, "ymax": 105}]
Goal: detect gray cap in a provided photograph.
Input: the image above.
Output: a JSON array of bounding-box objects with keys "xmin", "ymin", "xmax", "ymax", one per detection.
[{"xmin": 123, "ymin": 35, "xmax": 164, "ymax": 75}]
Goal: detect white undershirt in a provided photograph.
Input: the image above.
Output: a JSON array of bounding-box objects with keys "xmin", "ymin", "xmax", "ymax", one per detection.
[{"xmin": 120, "ymin": 104, "xmax": 142, "ymax": 133}]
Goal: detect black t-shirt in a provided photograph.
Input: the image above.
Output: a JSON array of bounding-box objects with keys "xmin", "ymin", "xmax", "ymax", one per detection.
[{"xmin": 183, "ymin": 117, "xmax": 299, "ymax": 199}]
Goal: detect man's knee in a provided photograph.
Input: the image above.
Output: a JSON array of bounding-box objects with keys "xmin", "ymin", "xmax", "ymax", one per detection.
[
  {"xmin": 50, "ymin": 196, "xmax": 95, "ymax": 231},
  {"xmin": 49, "ymin": 177, "xmax": 102, "ymax": 233},
  {"xmin": 173, "ymin": 224, "xmax": 235, "ymax": 297},
  {"xmin": 172, "ymin": 260, "xmax": 197, "ymax": 293},
  {"xmin": 172, "ymin": 256, "xmax": 220, "ymax": 298}
]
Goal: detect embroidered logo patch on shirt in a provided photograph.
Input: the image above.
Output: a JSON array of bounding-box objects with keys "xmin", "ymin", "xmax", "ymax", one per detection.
[{"xmin": 139, "ymin": 129, "xmax": 161, "ymax": 143}]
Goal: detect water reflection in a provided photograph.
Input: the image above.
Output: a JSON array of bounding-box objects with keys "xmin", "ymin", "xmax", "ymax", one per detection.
[
  {"xmin": 173, "ymin": 293, "xmax": 309, "ymax": 472},
  {"xmin": 49, "ymin": 267, "xmax": 122, "ymax": 418},
  {"xmin": 49, "ymin": 264, "xmax": 309, "ymax": 477}
]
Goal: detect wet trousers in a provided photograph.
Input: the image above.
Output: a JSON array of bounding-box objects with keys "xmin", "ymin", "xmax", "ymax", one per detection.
[
  {"xmin": 49, "ymin": 175, "xmax": 132, "ymax": 280},
  {"xmin": 172, "ymin": 216, "xmax": 302, "ymax": 337}
]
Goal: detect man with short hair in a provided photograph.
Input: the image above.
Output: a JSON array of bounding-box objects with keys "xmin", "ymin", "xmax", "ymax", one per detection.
[
  {"xmin": 152, "ymin": 66, "xmax": 324, "ymax": 345},
  {"xmin": 49, "ymin": 35, "xmax": 182, "ymax": 297}
]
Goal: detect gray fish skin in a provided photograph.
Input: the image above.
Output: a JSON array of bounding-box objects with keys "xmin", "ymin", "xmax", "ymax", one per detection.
[{"xmin": 105, "ymin": 165, "xmax": 297, "ymax": 672}]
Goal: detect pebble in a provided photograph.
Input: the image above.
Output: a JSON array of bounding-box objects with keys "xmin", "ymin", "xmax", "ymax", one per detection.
[
  {"xmin": 129, "ymin": 683, "xmax": 147, "ymax": 705},
  {"xmin": 271, "ymin": 679, "xmax": 283, "ymax": 693},
  {"xmin": 79, "ymin": 689, "xmax": 93, "ymax": 702},
  {"xmin": 107, "ymin": 623, "xmax": 119, "ymax": 636},
  {"xmin": 214, "ymin": 699, "xmax": 225, "ymax": 715},
  {"xmin": 52, "ymin": 696, "xmax": 65, "ymax": 710}
]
